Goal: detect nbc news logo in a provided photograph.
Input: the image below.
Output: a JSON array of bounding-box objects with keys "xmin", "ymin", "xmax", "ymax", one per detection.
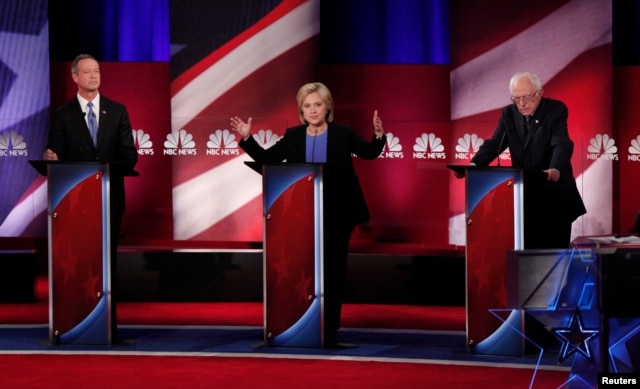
[
  {"xmin": 413, "ymin": 133, "xmax": 446, "ymax": 160},
  {"xmin": 454, "ymin": 133, "xmax": 483, "ymax": 160},
  {"xmin": 253, "ymin": 129, "xmax": 280, "ymax": 149},
  {"xmin": 0, "ymin": 130, "xmax": 28, "ymax": 157},
  {"xmin": 207, "ymin": 129, "xmax": 240, "ymax": 156},
  {"xmin": 379, "ymin": 133, "xmax": 403, "ymax": 159},
  {"xmin": 587, "ymin": 134, "xmax": 618, "ymax": 161},
  {"xmin": 133, "ymin": 129, "xmax": 154, "ymax": 155},
  {"xmin": 627, "ymin": 135, "xmax": 640, "ymax": 162},
  {"xmin": 164, "ymin": 128, "xmax": 197, "ymax": 156}
]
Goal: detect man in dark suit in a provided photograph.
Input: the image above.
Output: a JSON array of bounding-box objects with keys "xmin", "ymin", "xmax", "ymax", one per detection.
[
  {"xmin": 458, "ymin": 72, "xmax": 586, "ymax": 248},
  {"xmin": 44, "ymin": 54, "xmax": 138, "ymax": 342}
]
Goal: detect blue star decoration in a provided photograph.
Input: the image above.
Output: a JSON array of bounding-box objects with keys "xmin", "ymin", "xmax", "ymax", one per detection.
[{"xmin": 552, "ymin": 307, "xmax": 598, "ymax": 364}]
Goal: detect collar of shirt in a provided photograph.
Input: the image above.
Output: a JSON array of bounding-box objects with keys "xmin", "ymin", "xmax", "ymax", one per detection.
[{"xmin": 77, "ymin": 93, "xmax": 101, "ymax": 118}]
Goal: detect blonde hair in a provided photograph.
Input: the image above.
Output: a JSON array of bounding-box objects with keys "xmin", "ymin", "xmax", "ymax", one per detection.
[{"xmin": 296, "ymin": 82, "xmax": 334, "ymax": 124}]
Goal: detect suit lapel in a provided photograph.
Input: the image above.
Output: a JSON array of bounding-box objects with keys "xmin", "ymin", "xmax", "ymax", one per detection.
[
  {"xmin": 96, "ymin": 97, "xmax": 107, "ymax": 149},
  {"xmin": 525, "ymin": 116, "xmax": 538, "ymax": 145},
  {"xmin": 526, "ymin": 98, "xmax": 547, "ymax": 145},
  {"xmin": 521, "ymin": 98, "xmax": 547, "ymax": 147}
]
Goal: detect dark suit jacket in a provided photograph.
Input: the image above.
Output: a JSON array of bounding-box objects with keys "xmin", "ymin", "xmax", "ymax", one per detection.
[
  {"xmin": 47, "ymin": 95, "xmax": 138, "ymax": 214},
  {"xmin": 239, "ymin": 122, "xmax": 385, "ymax": 227},
  {"xmin": 471, "ymin": 97, "xmax": 586, "ymax": 222}
]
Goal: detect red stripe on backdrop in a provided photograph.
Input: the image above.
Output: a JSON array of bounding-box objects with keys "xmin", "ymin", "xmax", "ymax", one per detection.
[
  {"xmin": 0, "ymin": 354, "xmax": 570, "ymax": 389},
  {"xmin": 614, "ymin": 67, "xmax": 640, "ymax": 234},
  {"xmin": 321, "ymin": 64, "xmax": 453, "ymax": 246},
  {"xmin": 171, "ymin": 0, "xmax": 309, "ymax": 95},
  {"xmin": 95, "ymin": 62, "xmax": 175, "ymax": 241},
  {"xmin": 450, "ymin": 0, "xmax": 573, "ymax": 67}
]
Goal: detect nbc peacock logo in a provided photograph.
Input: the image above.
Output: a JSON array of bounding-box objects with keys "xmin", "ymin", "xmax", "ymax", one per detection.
[
  {"xmin": 454, "ymin": 133, "xmax": 483, "ymax": 161},
  {"xmin": 164, "ymin": 128, "xmax": 197, "ymax": 156},
  {"xmin": 253, "ymin": 129, "xmax": 280, "ymax": 149},
  {"xmin": 587, "ymin": 134, "xmax": 618, "ymax": 161},
  {"xmin": 627, "ymin": 135, "xmax": 640, "ymax": 162},
  {"xmin": 133, "ymin": 129, "xmax": 154, "ymax": 155},
  {"xmin": 0, "ymin": 130, "xmax": 28, "ymax": 157},
  {"xmin": 379, "ymin": 133, "xmax": 403, "ymax": 159},
  {"xmin": 413, "ymin": 133, "xmax": 445, "ymax": 160},
  {"xmin": 207, "ymin": 129, "xmax": 240, "ymax": 156}
]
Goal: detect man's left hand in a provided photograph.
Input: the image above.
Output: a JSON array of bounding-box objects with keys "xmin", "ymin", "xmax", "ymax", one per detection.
[{"xmin": 545, "ymin": 168, "xmax": 560, "ymax": 182}]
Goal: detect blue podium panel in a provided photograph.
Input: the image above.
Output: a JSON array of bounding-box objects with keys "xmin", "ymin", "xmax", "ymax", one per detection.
[
  {"xmin": 263, "ymin": 164, "xmax": 324, "ymax": 347},
  {"xmin": 48, "ymin": 163, "xmax": 111, "ymax": 345}
]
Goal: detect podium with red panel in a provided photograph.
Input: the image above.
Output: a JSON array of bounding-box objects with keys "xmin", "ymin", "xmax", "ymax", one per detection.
[
  {"xmin": 31, "ymin": 161, "xmax": 113, "ymax": 345},
  {"xmin": 256, "ymin": 163, "xmax": 325, "ymax": 348},
  {"xmin": 449, "ymin": 165, "xmax": 536, "ymax": 354}
]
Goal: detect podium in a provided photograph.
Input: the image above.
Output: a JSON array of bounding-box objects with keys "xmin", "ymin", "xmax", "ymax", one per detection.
[
  {"xmin": 30, "ymin": 161, "xmax": 113, "ymax": 344},
  {"xmin": 596, "ymin": 247, "xmax": 640, "ymax": 373},
  {"xmin": 249, "ymin": 162, "xmax": 325, "ymax": 347},
  {"xmin": 449, "ymin": 165, "xmax": 546, "ymax": 354}
]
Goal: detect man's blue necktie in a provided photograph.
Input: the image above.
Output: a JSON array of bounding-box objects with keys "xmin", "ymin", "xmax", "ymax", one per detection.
[{"xmin": 87, "ymin": 101, "xmax": 98, "ymax": 146}]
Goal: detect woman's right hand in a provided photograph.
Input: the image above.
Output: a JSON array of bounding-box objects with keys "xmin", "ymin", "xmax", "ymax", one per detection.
[
  {"xmin": 43, "ymin": 148, "xmax": 59, "ymax": 161},
  {"xmin": 231, "ymin": 116, "xmax": 252, "ymax": 141}
]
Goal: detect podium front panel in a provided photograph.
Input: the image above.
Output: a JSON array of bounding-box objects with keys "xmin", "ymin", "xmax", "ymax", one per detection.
[
  {"xmin": 465, "ymin": 168, "xmax": 524, "ymax": 354},
  {"xmin": 48, "ymin": 163, "xmax": 111, "ymax": 344},
  {"xmin": 263, "ymin": 164, "xmax": 323, "ymax": 347}
]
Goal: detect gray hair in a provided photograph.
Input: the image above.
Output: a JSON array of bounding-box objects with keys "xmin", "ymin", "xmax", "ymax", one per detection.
[
  {"xmin": 509, "ymin": 72, "xmax": 542, "ymax": 94},
  {"xmin": 71, "ymin": 54, "xmax": 97, "ymax": 74}
]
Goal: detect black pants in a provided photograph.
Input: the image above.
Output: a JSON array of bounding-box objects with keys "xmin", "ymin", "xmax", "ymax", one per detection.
[
  {"xmin": 323, "ymin": 221, "xmax": 354, "ymax": 343},
  {"xmin": 524, "ymin": 200, "xmax": 573, "ymax": 249},
  {"xmin": 110, "ymin": 211, "xmax": 122, "ymax": 341}
]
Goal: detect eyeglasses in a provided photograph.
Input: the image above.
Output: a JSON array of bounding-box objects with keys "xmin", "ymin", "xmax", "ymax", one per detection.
[{"xmin": 510, "ymin": 90, "xmax": 540, "ymax": 104}]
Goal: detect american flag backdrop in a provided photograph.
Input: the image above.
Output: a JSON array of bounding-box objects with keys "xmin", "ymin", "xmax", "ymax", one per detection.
[
  {"xmin": 0, "ymin": 0, "xmax": 628, "ymax": 249},
  {"xmin": 169, "ymin": 0, "xmax": 320, "ymax": 241},
  {"xmin": 167, "ymin": 0, "xmax": 613, "ymax": 245}
]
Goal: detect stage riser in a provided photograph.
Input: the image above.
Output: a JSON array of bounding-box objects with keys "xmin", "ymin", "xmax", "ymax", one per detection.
[
  {"xmin": 117, "ymin": 251, "xmax": 465, "ymax": 306},
  {"xmin": 0, "ymin": 250, "xmax": 38, "ymax": 302}
]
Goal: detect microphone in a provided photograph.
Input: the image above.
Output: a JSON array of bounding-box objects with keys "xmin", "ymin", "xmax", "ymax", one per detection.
[
  {"xmin": 80, "ymin": 112, "xmax": 87, "ymax": 155},
  {"xmin": 496, "ymin": 131, "xmax": 507, "ymax": 167}
]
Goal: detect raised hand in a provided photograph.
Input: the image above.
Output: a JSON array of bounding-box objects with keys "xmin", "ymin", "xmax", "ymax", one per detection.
[
  {"xmin": 230, "ymin": 116, "xmax": 252, "ymax": 140},
  {"xmin": 373, "ymin": 110, "xmax": 384, "ymax": 139}
]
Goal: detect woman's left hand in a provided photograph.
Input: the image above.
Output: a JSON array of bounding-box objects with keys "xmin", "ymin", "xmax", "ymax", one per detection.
[{"xmin": 373, "ymin": 110, "xmax": 384, "ymax": 139}]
